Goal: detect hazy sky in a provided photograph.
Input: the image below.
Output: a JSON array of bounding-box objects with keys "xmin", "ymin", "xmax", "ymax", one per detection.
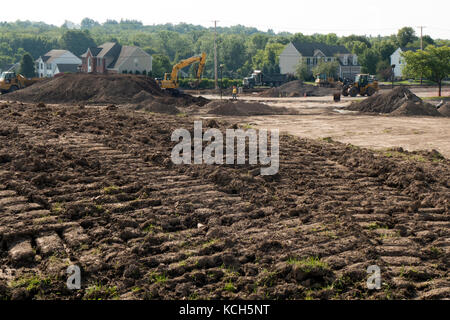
[{"xmin": 2, "ymin": 0, "xmax": 449, "ymax": 38}]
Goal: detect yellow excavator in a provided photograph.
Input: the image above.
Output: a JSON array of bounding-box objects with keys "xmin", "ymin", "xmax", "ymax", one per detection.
[
  {"xmin": 0, "ymin": 71, "xmax": 42, "ymax": 94},
  {"xmin": 157, "ymin": 52, "xmax": 206, "ymax": 95}
]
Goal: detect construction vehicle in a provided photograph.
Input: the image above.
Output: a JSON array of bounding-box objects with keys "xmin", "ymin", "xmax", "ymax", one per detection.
[
  {"xmin": 156, "ymin": 53, "xmax": 206, "ymax": 94},
  {"xmin": 342, "ymin": 74, "xmax": 379, "ymax": 97},
  {"xmin": 243, "ymin": 70, "xmax": 287, "ymax": 89},
  {"xmin": 0, "ymin": 71, "xmax": 42, "ymax": 94},
  {"xmin": 314, "ymin": 73, "xmax": 336, "ymax": 87}
]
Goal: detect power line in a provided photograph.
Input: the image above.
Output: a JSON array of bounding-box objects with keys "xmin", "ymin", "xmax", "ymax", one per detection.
[{"xmin": 212, "ymin": 20, "xmax": 219, "ymax": 90}]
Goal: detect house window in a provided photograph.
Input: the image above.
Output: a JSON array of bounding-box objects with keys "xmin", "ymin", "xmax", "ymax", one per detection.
[
  {"xmin": 134, "ymin": 58, "xmax": 138, "ymax": 68},
  {"xmin": 87, "ymin": 57, "xmax": 91, "ymax": 72},
  {"xmin": 306, "ymin": 58, "xmax": 310, "ymax": 65},
  {"xmin": 47, "ymin": 63, "xmax": 52, "ymax": 70}
]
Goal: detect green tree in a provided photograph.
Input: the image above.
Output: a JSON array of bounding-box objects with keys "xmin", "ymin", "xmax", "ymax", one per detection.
[
  {"xmin": 359, "ymin": 49, "xmax": 380, "ymax": 74},
  {"xmin": 152, "ymin": 54, "xmax": 172, "ymax": 78},
  {"xmin": 61, "ymin": 30, "xmax": 96, "ymax": 56},
  {"xmin": 19, "ymin": 53, "xmax": 35, "ymax": 77},
  {"xmin": 295, "ymin": 59, "xmax": 312, "ymax": 81},
  {"xmin": 312, "ymin": 60, "xmax": 339, "ymax": 78},
  {"xmin": 397, "ymin": 27, "xmax": 417, "ymax": 47},
  {"xmin": 402, "ymin": 45, "xmax": 450, "ymax": 96}
]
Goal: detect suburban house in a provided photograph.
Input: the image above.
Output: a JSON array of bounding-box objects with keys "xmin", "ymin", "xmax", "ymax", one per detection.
[
  {"xmin": 35, "ymin": 50, "xmax": 81, "ymax": 78},
  {"xmin": 390, "ymin": 47, "xmax": 419, "ymax": 79},
  {"xmin": 80, "ymin": 42, "xmax": 152, "ymax": 74},
  {"xmin": 279, "ymin": 42, "xmax": 361, "ymax": 80}
]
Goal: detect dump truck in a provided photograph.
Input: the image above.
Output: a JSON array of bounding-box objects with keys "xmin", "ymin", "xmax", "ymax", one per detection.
[
  {"xmin": 0, "ymin": 71, "xmax": 42, "ymax": 94},
  {"xmin": 342, "ymin": 74, "xmax": 379, "ymax": 97},
  {"xmin": 156, "ymin": 53, "xmax": 206, "ymax": 95},
  {"xmin": 243, "ymin": 70, "xmax": 287, "ymax": 89}
]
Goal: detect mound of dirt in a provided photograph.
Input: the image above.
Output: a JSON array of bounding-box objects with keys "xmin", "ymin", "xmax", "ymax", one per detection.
[
  {"xmin": 206, "ymin": 100, "xmax": 295, "ymax": 116},
  {"xmin": 347, "ymin": 86, "xmax": 423, "ymax": 114},
  {"xmin": 4, "ymin": 73, "xmax": 209, "ymax": 109},
  {"xmin": 390, "ymin": 100, "xmax": 442, "ymax": 117},
  {"xmin": 258, "ymin": 80, "xmax": 339, "ymax": 97},
  {"xmin": 135, "ymin": 101, "xmax": 180, "ymax": 115},
  {"xmin": 438, "ymin": 102, "xmax": 450, "ymax": 117}
]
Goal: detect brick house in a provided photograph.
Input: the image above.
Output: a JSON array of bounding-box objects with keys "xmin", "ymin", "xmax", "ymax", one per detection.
[
  {"xmin": 279, "ymin": 42, "xmax": 361, "ymax": 80},
  {"xmin": 80, "ymin": 42, "xmax": 152, "ymax": 74}
]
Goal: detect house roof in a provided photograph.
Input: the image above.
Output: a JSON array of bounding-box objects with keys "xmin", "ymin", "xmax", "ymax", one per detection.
[
  {"xmin": 291, "ymin": 42, "xmax": 350, "ymax": 56},
  {"xmin": 56, "ymin": 64, "xmax": 79, "ymax": 73},
  {"xmin": 400, "ymin": 47, "xmax": 420, "ymax": 52},
  {"xmin": 38, "ymin": 50, "xmax": 68, "ymax": 63},
  {"xmin": 109, "ymin": 46, "xmax": 138, "ymax": 69}
]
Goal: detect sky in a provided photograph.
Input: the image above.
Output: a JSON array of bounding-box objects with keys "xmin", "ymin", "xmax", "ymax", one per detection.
[{"xmin": 2, "ymin": 0, "xmax": 449, "ymax": 39}]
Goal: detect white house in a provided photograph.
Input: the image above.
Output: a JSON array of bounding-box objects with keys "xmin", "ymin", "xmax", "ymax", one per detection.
[
  {"xmin": 35, "ymin": 50, "xmax": 81, "ymax": 78},
  {"xmin": 390, "ymin": 47, "xmax": 419, "ymax": 79},
  {"xmin": 279, "ymin": 42, "xmax": 361, "ymax": 80}
]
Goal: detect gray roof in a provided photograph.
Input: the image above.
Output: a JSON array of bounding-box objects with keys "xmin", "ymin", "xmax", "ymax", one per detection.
[
  {"xmin": 401, "ymin": 47, "xmax": 420, "ymax": 52},
  {"xmin": 292, "ymin": 42, "xmax": 350, "ymax": 56},
  {"xmin": 97, "ymin": 42, "xmax": 121, "ymax": 58},
  {"xmin": 109, "ymin": 46, "xmax": 138, "ymax": 69},
  {"xmin": 56, "ymin": 64, "xmax": 79, "ymax": 73},
  {"xmin": 38, "ymin": 50, "xmax": 69, "ymax": 63}
]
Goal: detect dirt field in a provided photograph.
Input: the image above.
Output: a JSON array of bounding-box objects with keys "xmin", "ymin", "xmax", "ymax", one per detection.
[
  {"xmin": 196, "ymin": 88, "xmax": 450, "ymax": 158},
  {"xmin": 0, "ymin": 98, "xmax": 448, "ymax": 300}
]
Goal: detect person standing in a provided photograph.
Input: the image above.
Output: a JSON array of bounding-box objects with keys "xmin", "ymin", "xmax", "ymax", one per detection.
[{"xmin": 232, "ymin": 86, "xmax": 238, "ymax": 100}]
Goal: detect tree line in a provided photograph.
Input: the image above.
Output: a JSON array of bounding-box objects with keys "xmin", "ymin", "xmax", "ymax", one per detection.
[{"xmin": 1, "ymin": 20, "xmax": 449, "ymax": 81}]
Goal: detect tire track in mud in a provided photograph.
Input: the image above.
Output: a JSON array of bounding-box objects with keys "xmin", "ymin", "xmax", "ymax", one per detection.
[{"xmin": 0, "ymin": 103, "xmax": 448, "ymax": 300}]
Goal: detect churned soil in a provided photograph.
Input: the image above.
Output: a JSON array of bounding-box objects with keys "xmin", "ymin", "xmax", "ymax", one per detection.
[
  {"xmin": 3, "ymin": 74, "xmax": 209, "ymax": 111},
  {"xmin": 347, "ymin": 87, "xmax": 442, "ymax": 117},
  {"xmin": 206, "ymin": 100, "xmax": 296, "ymax": 116},
  {"xmin": 0, "ymin": 101, "xmax": 448, "ymax": 300},
  {"xmin": 259, "ymin": 80, "xmax": 339, "ymax": 97}
]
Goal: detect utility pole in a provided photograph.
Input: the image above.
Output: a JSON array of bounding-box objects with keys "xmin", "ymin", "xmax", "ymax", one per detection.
[
  {"xmin": 417, "ymin": 26, "xmax": 426, "ymax": 85},
  {"xmin": 213, "ymin": 20, "xmax": 219, "ymax": 90}
]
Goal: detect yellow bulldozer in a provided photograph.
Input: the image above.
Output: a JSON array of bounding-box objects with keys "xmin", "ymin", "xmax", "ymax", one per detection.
[
  {"xmin": 0, "ymin": 71, "xmax": 42, "ymax": 94},
  {"xmin": 157, "ymin": 52, "xmax": 206, "ymax": 95},
  {"xmin": 342, "ymin": 74, "xmax": 379, "ymax": 97}
]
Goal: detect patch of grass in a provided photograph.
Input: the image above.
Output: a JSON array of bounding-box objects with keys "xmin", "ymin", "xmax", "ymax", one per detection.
[
  {"xmin": 223, "ymin": 280, "xmax": 236, "ymax": 292},
  {"xmin": 102, "ymin": 185, "xmax": 119, "ymax": 195},
  {"xmin": 10, "ymin": 275, "xmax": 52, "ymax": 292},
  {"xmin": 242, "ymin": 123, "xmax": 253, "ymax": 129},
  {"xmin": 287, "ymin": 256, "xmax": 329, "ymax": 273},
  {"xmin": 51, "ymin": 202, "xmax": 64, "ymax": 214},
  {"xmin": 148, "ymin": 272, "xmax": 168, "ymax": 284},
  {"xmin": 143, "ymin": 224, "xmax": 161, "ymax": 233},
  {"xmin": 321, "ymin": 137, "xmax": 334, "ymax": 143},
  {"xmin": 176, "ymin": 112, "xmax": 187, "ymax": 117},
  {"xmin": 84, "ymin": 283, "xmax": 119, "ymax": 300},
  {"xmin": 202, "ymin": 239, "xmax": 217, "ymax": 248}
]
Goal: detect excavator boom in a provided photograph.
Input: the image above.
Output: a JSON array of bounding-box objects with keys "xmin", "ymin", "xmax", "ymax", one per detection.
[{"xmin": 159, "ymin": 53, "xmax": 206, "ymax": 91}]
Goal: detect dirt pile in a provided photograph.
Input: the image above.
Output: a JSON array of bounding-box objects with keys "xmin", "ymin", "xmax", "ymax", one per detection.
[
  {"xmin": 347, "ymin": 86, "xmax": 441, "ymax": 116},
  {"xmin": 438, "ymin": 102, "xmax": 450, "ymax": 117},
  {"xmin": 206, "ymin": 100, "xmax": 295, "ymax": 116},
  {"xmin": 4, "ymin": 73, "xmax": 209, "ymax": 111},
  {"xmin": 259, "ymin": 80, "xmax": 339, "ymax": 97},
  {"xmin": 390, "ymin": 100, "xmax": 442, "ymax": 117}
]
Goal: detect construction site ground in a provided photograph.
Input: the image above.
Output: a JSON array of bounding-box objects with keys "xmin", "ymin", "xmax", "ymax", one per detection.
[
  {"xmin": 0, "ymin": 86, "xmax": 448, "ymax": 300},
  {"xmin": 195, "ymin": 86, "xmax": 450, "ymax": 158}
]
